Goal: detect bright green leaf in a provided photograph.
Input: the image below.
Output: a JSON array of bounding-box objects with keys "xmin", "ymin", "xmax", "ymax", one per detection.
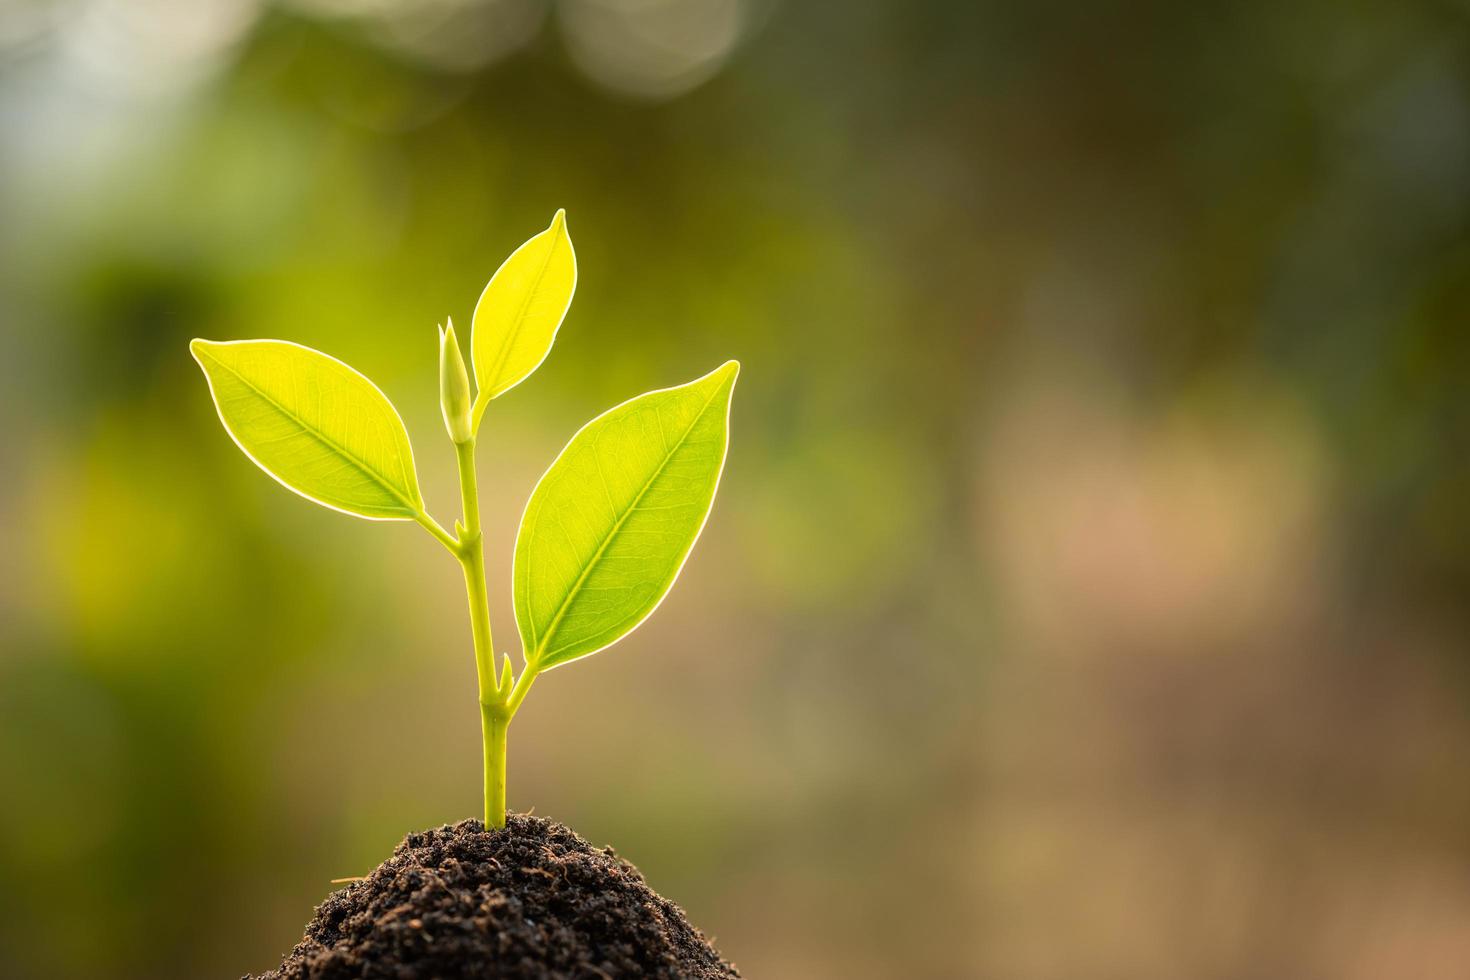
[
  {"xmin": 471, "ymin": 209, "xmax": 576, "ymax": 419},
  {"xmin": 513, "ymin": 361, "xmax": 740, "ymax": 670},
  {"xmin": 190, "ymin": 339, "xmax": 425, "ymax": 521}
]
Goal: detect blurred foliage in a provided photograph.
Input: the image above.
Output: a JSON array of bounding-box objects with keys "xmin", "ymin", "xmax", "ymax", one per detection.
[{"xmin": 2, "ymin": 1, "xmax": 1470, "ymax": 977}]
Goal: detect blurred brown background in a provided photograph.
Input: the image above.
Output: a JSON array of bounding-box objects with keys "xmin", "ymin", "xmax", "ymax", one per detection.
[{"xmin": 3, "ymin": 1, "xmax": 1470, "ymax": 977}]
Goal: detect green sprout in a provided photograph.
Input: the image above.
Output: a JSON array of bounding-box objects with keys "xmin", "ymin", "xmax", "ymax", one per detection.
[{"xmin": 190, "ymin": 211, "xmax": 739, "ymax": 829}]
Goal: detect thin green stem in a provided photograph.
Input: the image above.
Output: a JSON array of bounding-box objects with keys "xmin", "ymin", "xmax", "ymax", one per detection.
[
  {"xmin": 419, "ymin": 430, "xmax": 538, "ymax": 831},
  {"xmin": 452, "ymin": 436, "xmax": 508, "ymax": 830},
  {"xmin": 455, "ymin": 438, "xmax": 484, "ymax": 539},
  {"xmin": 481, "ymin": 705, "xmax": 508, "ymax": 830},
  {"xmin": 415, "ymin": 510, "xmax": 460, "ymax": 555},
  {"xmin": 455, "ymin": 438, "xmax": 496, "ymax": 703},
  {"xmin": 506, "ymin": 661, "xmax": 539, "ymax": 715},
  {"xmin": 461, "ymin": 554, "xmax": 496, "ymax": 702}
]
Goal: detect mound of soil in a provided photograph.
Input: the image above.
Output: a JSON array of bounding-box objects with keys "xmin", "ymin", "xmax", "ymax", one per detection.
[{"xmin": 251, "ymin": 815, "xmax": 740, "ymax": 980}]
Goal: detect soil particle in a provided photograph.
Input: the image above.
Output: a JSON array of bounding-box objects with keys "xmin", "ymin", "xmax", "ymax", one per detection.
[{"xmin": 250, "ymin": 815, "xmax": 740, "ymax": 980}]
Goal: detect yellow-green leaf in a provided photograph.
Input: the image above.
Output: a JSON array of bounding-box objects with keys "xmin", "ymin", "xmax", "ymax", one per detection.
[
  {"xmin": 190, "ymin": 339, "xmax": 424, "ymax": 521},
  {"xmin": 514, "ymin": 361, "xmax": 739, "ymax": 670},
  {"xmin": 471, "ymin": 209, "xmax": 577, "ymax": 418}
]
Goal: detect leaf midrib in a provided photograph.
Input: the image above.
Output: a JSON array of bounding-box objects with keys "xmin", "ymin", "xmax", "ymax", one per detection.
[
  {"xmin": 530, "ymin": 379, "xmax": 727, "ymax": 664},
  {"xmin": 483, "ymin": 230, "xmax": 560, "ymax": 396},
  {"xmin": 203, "ymin": 349, "xmax": 418, "ymax": 514}
]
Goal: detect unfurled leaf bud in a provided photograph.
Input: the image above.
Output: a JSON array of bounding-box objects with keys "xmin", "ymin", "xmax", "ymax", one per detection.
[{"xmin": 439, "ymin": 318, "xmax": 474, "ymax": 444}]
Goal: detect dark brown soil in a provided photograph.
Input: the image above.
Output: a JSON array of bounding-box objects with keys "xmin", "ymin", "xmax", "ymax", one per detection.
[{"xmin": 249, "ymin": 815, "xmax": 740, "ymax": 980}]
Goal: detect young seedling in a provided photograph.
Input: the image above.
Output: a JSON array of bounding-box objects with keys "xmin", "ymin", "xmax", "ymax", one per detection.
[{"xmin": 190, "ymin": 211, "xmax": 738, "ymax": 829}]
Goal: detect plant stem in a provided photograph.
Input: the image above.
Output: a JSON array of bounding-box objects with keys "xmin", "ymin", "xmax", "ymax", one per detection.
[
  {"xmin": 415, "ymin": 510, "xmax": 461, "ymax": 555},
  {"xmin": 451, "ymin": 436, "xmax": 509, "ymax": 829},
  {"xmin": 506, "ymin": 661, "xmax": 539, "ymax": 715},
  {"xmin": 455, "ymin": 438, "xmax": 496, "ymax": 703},
  {"xmin": 481, "ymin": 704, "xmax": 508, "ymax": 830},
  {"xmin": 425, "ymin": 430, "xmax": 544, "ymax": 830}
]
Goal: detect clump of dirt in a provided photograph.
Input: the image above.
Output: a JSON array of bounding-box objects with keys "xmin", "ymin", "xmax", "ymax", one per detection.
[{"xmin": 250, "ymin": 815, "xmax": 740, "ymax": 980}]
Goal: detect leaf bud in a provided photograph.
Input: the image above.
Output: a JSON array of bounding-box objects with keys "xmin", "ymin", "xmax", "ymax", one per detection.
[{"xmin": 439, "ymin": 318, "xmax": 474, "ymax": 444}]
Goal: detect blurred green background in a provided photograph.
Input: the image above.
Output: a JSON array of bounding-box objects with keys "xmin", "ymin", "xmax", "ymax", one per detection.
[{"xmin": 3, "ymin": 1, "xmax": 1470, "ymax": 977}]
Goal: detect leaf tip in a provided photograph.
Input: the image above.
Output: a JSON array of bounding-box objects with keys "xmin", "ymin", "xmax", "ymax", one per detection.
[
  {"xmin": 189, "ymin": 338, "xmax": 216, "ymax": 366},
  {"xmin": 704, "ymin": 359, "xmax": 740, "ymax": 390},
  {"xmin": 550, "ymin": 207, "xmax": 567, "ymax": 231}
]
